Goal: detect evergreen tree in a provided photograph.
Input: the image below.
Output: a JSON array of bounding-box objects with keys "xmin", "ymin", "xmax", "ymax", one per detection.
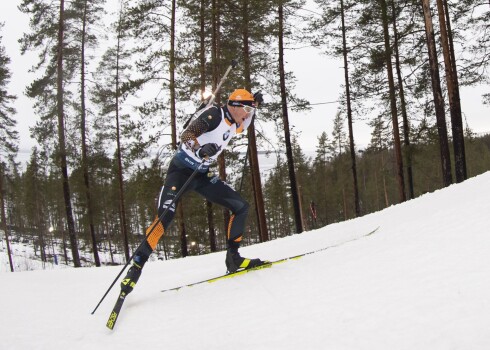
[
  {"xmin": 0, "ymin": 23, "xmax": 18, "ymax": 272},
  {"xmin": 435, "ymin": 0, "xmax": 466, "ymax": 183},
  {"xmin": 70, "ymin": 0, "xmax": 106, "ymax": 267},
  {"xmin": 91, "ymin": 1, "xmax": 141, "ymax": 261},
  {"xmin": 0, "ymin": 24, "xmax": 18, "ymax": 163},
  {"xmin": 421, "ymin": 0, "xmax": 453, "ymax": 187},
  {"xmin": 329, "ymin": 111, "xmax": 348, "ymax": 157},
  {"xmin": 313, "ymin": 132, "xmax": 332, "ymax": 225},
  {"xmin": 277, "ymin": 0, "xmax": 306, "ymax": 233},
  {"xmin": 19, "ymin": 0, "xmax": 82, "ymax": 266}
]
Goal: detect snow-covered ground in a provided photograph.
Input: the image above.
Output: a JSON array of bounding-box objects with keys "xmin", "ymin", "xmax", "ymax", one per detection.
[{"xmin": 2, "ymin": 172, "xmax": 490, "ymax": 349}]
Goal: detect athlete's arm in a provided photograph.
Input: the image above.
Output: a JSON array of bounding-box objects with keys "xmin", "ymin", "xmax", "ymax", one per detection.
[{"xmin": 181, "ymin": 106, "xmax": 221, "ymax": 151}]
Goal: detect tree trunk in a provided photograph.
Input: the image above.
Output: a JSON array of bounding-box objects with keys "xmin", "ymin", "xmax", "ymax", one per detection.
[
  {"xmin": 421, "ymin": 0, "xmax": 453, "ymax": 186},
  {"xmin": 170, "ymin": 0, "xmax": 177, "ymax": 149},
  {"xmin": 57, "ymin": 0, "xmax": 81, "ymax": 267},
  {"xmin": 217, "ymin": 154, "xmax": 231, "ymax": 233},
  {"xmin": 278, "ymin": 3, "xmax": 303, "ymax": 233},
  {"xmin": 247, "ymin": 127, "xmax": 269, "ymax": 241},
  {"xmin": 436, "ymin": 0, "xmax": 467, "ymax": 182},
  {"xmin": 115, "ymin": 1, "xmax": 130, "ymax": 261},
  {"xmin": 103, "ymin": 209, "xmax": 114, "ymax": 264},
  {"xmin": 242, "ymin": 0, "xmax": 269, "ymax": 242},
  {"xmin": 297, "ymin": 182, "xmax": 306, "ymax": 229},
  {"xmin": 206, "ymin": 200, "xmax": 217, "ymax": 251},
  {"xmin": 198, "ymin": 0, "xmax": 217, "ymax": 251},
  {"xmin": 0, "ymin": 168, "xmax": 14, "ymax": 272},
  {"xmin": 379, "ymin": 0, "xmax": 406, "ymax": 203},
  {"xmin": 340, "ymin": 0, "xmax": 361, "ymax": 216},
  {"xmin": 391, "ymin": 0, "xmax": 415, "ymax": 199},
  {"xmin": 177, "ymin": 203, "xmax": 188, "ymax": 257},
  {"xmin": 168, "ymin": 0, "xmax": 188, "ymax": 257},
  {"xmin": 199, "ymin": 0, "xmax": 206, "ymax": 96},
  {"xmin": 211, "ymin": 0, "xmax": 230, "ymax": 235},
  {"xmin": 33, "ymin": 170, "xmax": 46, "ymax": 264},
  {"xmin": 342, "ymin": 186, "xmax": 348, "ymax": 221},
  {"xmin": 80, "ymin": 0, "xmax": 100, "ymax": 266}
]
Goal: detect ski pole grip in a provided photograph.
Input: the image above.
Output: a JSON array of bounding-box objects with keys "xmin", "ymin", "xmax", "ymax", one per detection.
[{"xmin": 231, "ymin": 59, "xmax": 238, "ymax": 68}]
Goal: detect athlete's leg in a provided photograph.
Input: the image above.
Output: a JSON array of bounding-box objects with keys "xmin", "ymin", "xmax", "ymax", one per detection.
[
  {"xmin": 121, "ymin": 160, "xmax": 196, "ymax": 294},
  {"xmin": 194, "ymin": 175, "xmax": 263, "ymax": 272},
  {"xmin": 194, "ymin": 175, "xmax": 249, "ymax": 247}
]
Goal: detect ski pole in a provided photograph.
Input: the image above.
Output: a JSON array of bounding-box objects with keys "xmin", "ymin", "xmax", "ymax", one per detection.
[
  {"xmin": 183, "ymin": 59, "xmax": 238, "ymax": 129},
  {"xmin": 91, "ymin": 160, "xmax": 206, "ymax": 314}
]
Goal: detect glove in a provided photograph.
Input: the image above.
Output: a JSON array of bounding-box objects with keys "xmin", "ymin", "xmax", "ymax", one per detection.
[
  {"xmin": 253, "ymin": 91, "xmax": 264, "ymax": 105},
  {"xmin": 197, "ymin": 143, "xmax": 220, "ymax": 159}
]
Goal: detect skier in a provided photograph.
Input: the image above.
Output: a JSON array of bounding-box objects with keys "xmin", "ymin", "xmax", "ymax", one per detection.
[{"xmin": 121, "ymin": 88, "xmax": 266, "ymax": 295}]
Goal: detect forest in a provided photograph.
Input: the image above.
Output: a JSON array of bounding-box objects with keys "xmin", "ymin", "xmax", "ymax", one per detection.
[{"xmin": 0, "ymin": 0, "xmax": 489, "ymax": 271}]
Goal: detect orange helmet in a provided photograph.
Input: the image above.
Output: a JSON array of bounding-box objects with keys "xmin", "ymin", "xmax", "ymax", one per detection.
[{"xmin": 228, "ymin": 89, "xmax": 255, "ymax": 107}]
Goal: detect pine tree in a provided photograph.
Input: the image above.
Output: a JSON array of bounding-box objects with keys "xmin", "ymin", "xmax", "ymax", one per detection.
[
  {"xmin": 435, "ymin": 0, "xmax": 466, "ymax": 183},
  {"xmin": 278, "ymin": 0, "xmax": 305, "ymax": 233},
  {"xmin": 19, "ymin": 0, "xmax": 82, "ymax": 267},
  {"xmin": 0, "ymin": 23, "xmax": 18, "ymax": 272},
  {"xmin": 71, "ymin": 0, "xmax": 106, "ymax": 267},
  {"xmin": 92, "ymin": 0, "xmax": 144, "ymax": 261},
  {"xmin": 420, "ymin": 0, "xmax": 453, "ymax": 187},
  {"xmin": 0, "ymin": 24, "xmax": 18, "ymax": 162}
]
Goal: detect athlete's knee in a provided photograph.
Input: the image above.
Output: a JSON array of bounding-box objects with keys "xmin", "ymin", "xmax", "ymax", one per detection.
[{"xmin": 235, "ymin": 198, "xmax": 249, "ymax": 216}]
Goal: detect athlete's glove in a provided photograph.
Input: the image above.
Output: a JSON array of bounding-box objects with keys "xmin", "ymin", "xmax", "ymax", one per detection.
[{"xmin": 197, "ymin": 143, "xmax": 220, "ymax": 159}]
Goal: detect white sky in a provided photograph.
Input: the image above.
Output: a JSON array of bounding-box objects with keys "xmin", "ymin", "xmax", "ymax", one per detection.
[{"xmin": 1, "ymin": 1, "xmax": 488, "ymax": 166}]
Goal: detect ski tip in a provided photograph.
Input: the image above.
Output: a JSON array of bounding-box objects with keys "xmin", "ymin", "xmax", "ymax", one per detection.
[{"xmin": 106, "ymin": 311, "xmax": 118, "ymax": 330}]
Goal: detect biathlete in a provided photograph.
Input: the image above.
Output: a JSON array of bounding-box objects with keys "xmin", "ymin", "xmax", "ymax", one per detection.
[{"xmin": 121, "ymin": 88, "xmax": 266, "ymax": 295}]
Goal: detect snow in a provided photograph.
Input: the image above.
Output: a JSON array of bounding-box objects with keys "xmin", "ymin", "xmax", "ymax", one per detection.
[{"xmin": 2, "ymin": 172, "xmax": 490, "ymax": 349}]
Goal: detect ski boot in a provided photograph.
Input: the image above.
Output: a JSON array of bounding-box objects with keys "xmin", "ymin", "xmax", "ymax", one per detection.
[
  {"xmin": 121, "ymin": 263, "xmax": 142, "ymax": 295},
  {"xmin": 225, "ymin": 247, "xmax": 266, "ymax": 273},
  {"xmin": 120, "ymin": 242, "xmax": 152, "ymax": 294}
]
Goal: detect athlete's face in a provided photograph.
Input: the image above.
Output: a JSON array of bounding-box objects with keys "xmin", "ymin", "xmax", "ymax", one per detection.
[{"xmin": 230, "ymin": 104, "xmax": 255, "ymax": 124}]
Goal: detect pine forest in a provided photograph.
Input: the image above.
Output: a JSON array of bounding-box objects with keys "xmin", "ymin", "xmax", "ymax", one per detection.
[{"xmin": 0, "ymin": 0, "xmax": 489, "ymax": 271}]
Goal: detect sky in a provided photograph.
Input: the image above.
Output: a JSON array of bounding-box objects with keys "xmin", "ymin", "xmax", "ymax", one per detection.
[
  {"xmin": 2, "ymin": 167, "xmax": 490, "ymax": 348},
  {"xmin": 1, "ymin": 1, "xmax": 489, "ymax": 167}
]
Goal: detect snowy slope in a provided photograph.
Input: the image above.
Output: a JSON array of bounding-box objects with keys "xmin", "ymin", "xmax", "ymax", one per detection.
[{"xmin": 2, "ymin": 172, "xmax": 490, "ymax": 349}]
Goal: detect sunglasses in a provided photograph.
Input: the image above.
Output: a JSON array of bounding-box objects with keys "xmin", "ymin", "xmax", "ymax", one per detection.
[{"xmin": 240, "ymin": 104, "xmax": 256, "ymax": 114}]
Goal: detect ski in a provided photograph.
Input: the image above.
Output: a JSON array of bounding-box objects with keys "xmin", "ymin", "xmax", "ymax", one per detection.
[
  {"xmin": 161, "ymin": 226, "xmax": 380, "ymax": 293},
  {"xmin": 161, "ymin": 260, "xmax": 276, "ymax": 293},
  {"xmin": 104, "ymin": 227, "xmax": 380, "ymax": 329},
  {"xmin": 106, "ymin": 291, "xmax": 127, "ymax": 330}
]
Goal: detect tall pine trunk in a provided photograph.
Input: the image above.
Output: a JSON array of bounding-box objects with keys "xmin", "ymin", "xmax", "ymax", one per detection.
[
  {"xmin": 278, "ymin": 2, "xmax": 303, "ymax": 233},
  {"xmin": 57, "ymin": 0, "xmax": 81, "ymax": 267},
  {"xmin": 115, "ymin": 1, "xmax": 130, "ymax": 261},
  {"xmin": 211, "ymin": 0, "xmax": 231, "ymax": 236},
  {"xmin": 242, "ymin": 0, "xmax": 269, "ymax": 242},
  {"xmin": 80, "ymin": 0, "xmax": 100, "ymax": 266},
  {"xmin": 168, "ymin": 0, "xmax": 188, "ymax": 257},
  {"xmin": 391, "ymin": 0, "xmax": 415, "ymax": 199},
  {"xmin": 199, "ymin": 0, "xmax": 217, "ymax": 252},
  {"xmin": 421, "ymin": 0, "xmax": 453, "ymax": 186},
  {"xmin": 340, "ymin": 0, "xmax": 361, "ymax": 216},
  {"xmin": 0, "ymin": 168, "xmax": 14, "ymax": 272},
  {"xmin": 379, "ymin": 0, "xmax": 406, "ymax": 203},
  {"xmin": 436, "ymin": 0, "xmax": 467, "ymax": 182}
]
